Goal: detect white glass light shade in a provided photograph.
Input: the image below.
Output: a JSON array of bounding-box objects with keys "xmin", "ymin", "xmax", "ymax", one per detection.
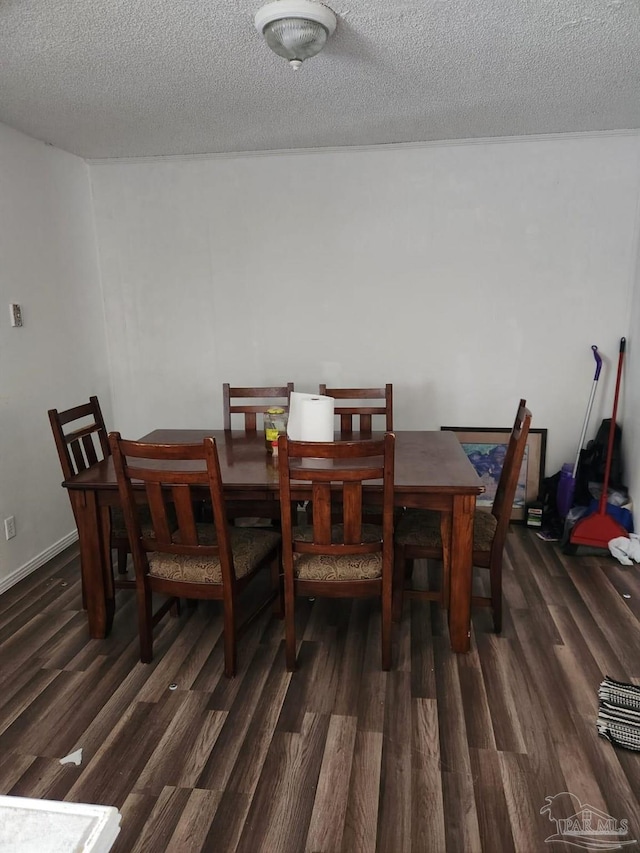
[
  {"xmin": 263, "ymin": 18, "xmax": 327, "ymax": 62},
  {"xmin": 255, "ymin": 1, "xmax": 337, "ymax": 70}
]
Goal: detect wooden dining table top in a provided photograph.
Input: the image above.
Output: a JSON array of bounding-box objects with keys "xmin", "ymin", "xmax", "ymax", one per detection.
[{"xmin": 63, "ymin": 429, "xmax": 484, "ymax": 500}]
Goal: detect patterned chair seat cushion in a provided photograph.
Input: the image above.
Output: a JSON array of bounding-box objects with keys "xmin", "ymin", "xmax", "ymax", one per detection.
[
  {"xmin": 395, "ymin": 508, "xmax": 497, "ymax": 551},
  {"xmin": 148, "ymin": 524, "xmax": 281, "ymax": 584},
  {"xmin": 293, "ymin": 552, "xmax": 383, "ymax": 581},
  {"xmin": 291, "ymin": 524, "xmax": 384, "ymax": 581}
]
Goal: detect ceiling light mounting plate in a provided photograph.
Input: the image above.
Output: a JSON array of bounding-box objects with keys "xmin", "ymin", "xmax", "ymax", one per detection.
[{"xmin": 254, "ymin": 0, "xmax": 337, "ymax": 35}]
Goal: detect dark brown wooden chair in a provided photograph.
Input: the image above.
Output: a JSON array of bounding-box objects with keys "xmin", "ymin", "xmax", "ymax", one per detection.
[
  {"xmin": 48, "ymin": 396, "xmax": 134, "ymax": 590},
  {"xmin": 318, "ymin": 384, "xmax": 393, "ymax": 435},
  {"xmin": 278, "ymin": 433, "xmax": 396, "ymax": 671},
  {"xmin": 221, "ymin": 383, "xmax": 295, "ymax": 525},
  {"xmin": 393, "ymin": 399, "xmax": 532, "ymax": 632},
  {"xmin": 315, "ymin": 384, "xmax": 394, "ymax": 524},
  {"xmin": 223, "ymin": 383, "xmax": 294, "ymax": 431},
  {"xmin": 109, "ymin": 433, "xmax": 282, "ymax": 677}
]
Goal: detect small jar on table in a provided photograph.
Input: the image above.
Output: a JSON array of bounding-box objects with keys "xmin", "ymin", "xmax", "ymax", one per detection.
[{"xmin": 264, "ymin": 407, "xmax": 287, "ymax": 453}]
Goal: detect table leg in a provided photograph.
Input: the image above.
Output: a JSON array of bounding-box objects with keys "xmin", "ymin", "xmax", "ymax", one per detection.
[
  {"xmin": 448, "ymin": 493, "xmax": 476, "ymax": 653},
  {"xmin": 439, "ymin": 510, "xmax": 452, "ymax": 608},
  {"xmin": 76, "ymin": 491, "xmax": 115, "ymax": 639}
]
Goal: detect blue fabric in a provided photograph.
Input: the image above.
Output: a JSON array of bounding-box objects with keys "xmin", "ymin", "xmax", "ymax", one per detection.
[{"xmin": 588, "ymin": 500, "xmax": 634, "ymax": 533}]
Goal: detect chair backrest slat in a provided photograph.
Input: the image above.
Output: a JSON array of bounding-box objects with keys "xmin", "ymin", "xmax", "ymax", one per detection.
[
  {"xmin": 144, "ymin": 481, "xmax": 173, "ymax": 546},
  {"xmin": 312, "ymin": 483, "xmax": 333, "ymax": 544},
  {"xmin": 223, "ymin": 383, "xmax": 294, "ymax": 431},
  {"xmin": 70, "ymin": 438, "xmax": 89, "ymax": 473},
  {"xmin": 342, "ymin": 482, "xmax": 363, "ymax": 542},
  {"xmin": 319, "ymin": 384, "xmax": 393, "ymax": 435},
  {"xmin": 172, "ymin": 485, "xmax": 199, "ymax": 544},
  {"xmin": 82, "ymin": 434, "xmax": 100, "ymax": 467}
]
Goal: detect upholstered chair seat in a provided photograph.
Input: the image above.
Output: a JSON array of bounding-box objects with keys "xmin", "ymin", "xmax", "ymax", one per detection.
[
  {"xmin": 291, "ymin": 523, "xmax": 384, "ymax": 580},
  {"xmin": 396, "ymin": 508, "xmax": 497, "ymax": 551},
  {"xmin": 148, "ymin": 525, "xmax": 281, "ymax": 584}
]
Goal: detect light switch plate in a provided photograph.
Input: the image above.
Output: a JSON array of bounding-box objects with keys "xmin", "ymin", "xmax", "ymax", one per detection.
[{"xmin": 10, "ymin": 303, "xmax": 23, "ymax": 327}]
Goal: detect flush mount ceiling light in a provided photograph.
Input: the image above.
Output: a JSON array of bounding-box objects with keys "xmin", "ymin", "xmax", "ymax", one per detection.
[{"xmin": 254, "ymin": 0, "xmax": 337, "ymax": 71}]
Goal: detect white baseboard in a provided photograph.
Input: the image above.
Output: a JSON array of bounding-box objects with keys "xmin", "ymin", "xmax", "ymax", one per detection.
[{"xmin": 0, "ymin": 531, "xmax": 79, "ymax": 595}]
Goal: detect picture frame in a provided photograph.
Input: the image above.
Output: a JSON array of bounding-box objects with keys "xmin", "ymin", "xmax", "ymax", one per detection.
[{"xmin": 440, "ymin": 426, "xmax": 547, "ymax": 522}]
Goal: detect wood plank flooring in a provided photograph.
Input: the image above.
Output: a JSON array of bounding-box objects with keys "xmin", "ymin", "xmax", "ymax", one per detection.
[{"xmin": 1, "ymin": 527, "xmax": 639, "ymax": 852}]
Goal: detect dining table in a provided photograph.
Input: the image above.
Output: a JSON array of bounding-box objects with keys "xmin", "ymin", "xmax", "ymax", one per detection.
[{"xmin": 62, "ymin": 429, "xmax": 484, "ymax": 653}]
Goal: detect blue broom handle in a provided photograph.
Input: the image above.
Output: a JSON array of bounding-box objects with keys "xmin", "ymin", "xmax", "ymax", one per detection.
[{"xmin": 572, "ymin": 345, "xmax": 601, "ymax": 477}]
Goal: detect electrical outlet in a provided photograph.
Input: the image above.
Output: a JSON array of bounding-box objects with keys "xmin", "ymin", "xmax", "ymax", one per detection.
[{"xmin": 4, "ymin": 516, "xmax": 16, "ymax": 540}]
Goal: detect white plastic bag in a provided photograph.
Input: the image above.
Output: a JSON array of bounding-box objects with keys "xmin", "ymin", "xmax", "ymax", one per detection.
[{"xmin": 608, "ymin": 533, "xmax": 640, "ymax": 565}]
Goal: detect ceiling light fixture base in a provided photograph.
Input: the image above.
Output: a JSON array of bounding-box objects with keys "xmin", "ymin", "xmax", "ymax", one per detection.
[{"xmin": 254, "ymin": 0, "xmax": 337, "ymax": 70}]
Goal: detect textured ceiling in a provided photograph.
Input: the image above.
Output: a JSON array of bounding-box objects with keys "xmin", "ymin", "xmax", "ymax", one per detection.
[{"xmin": 1, "ymin": 0, "xmax": 639, "ymax": 160}]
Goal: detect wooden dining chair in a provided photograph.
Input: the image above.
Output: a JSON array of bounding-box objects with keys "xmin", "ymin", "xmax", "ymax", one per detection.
[
  {"xmin": 393, "ymin": 399, "xmax": 532, "ymax": 632},
  {"xmin": 223, "ymin": 383, "xmax": 294, "ymax": 431},
  {"xmin": 318, "ymin": 384, "xmax": 393, "ymax": 435},
  {"xmin": 219, "ymin": 383, "xmax": 295, "ymax": 525},
  {"xmin": 315, "ymin": 384, "xmax": 394, "ymax": 525},
  {"xmin": 109, "ymin": 433, "xmax": 282, "ymax": 676},
  {"xmin": 48, "ymin": 396, "xmax": 134, "ymax": 590},
  {"xmin": 278, "ymin": 432, "xmax": 396, "ymax": 671}
]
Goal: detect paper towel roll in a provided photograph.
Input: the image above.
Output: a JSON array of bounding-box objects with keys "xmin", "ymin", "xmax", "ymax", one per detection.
[{"xmin": 287, "ymin": 392, "xmax": 335, "ymax": 442}]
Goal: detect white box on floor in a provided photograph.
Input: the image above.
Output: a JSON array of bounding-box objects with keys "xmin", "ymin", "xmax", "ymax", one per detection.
[{"xmin": 0, "ymin": 795, "xmax": 121, "ymax": 853}]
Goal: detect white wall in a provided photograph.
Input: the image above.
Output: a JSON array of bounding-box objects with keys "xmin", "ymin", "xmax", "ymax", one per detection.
[
  {"xmin": 90, "ymin": 134, "xmax": 640, "ymax": 485},
  {"xmin": 2, "ymin": 129, "xmax": 639, "ymax": 590},
  {"xmin": 0, "ymin": 123, "xmax": 110, "ymax": 590}
]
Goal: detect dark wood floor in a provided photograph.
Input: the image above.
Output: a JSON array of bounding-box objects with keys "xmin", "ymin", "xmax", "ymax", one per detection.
[{"xmin": 1, "ymin": 527, "xmax": 639, "ymax": 852}]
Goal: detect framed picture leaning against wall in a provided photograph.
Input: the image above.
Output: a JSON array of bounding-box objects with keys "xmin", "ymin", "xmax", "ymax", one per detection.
[{"xmin": 440, "ymin": 426, "xmax": 547, "ymax": 522}]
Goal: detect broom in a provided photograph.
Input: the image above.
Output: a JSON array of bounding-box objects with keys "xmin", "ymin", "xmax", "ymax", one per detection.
[
  {"xmin": 570, "ymin": 337, "xmax": 627, "ymax": 549},
  {"xmin": 557, "ymin": 344, "xmax": 602, "ymax": 518}
]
